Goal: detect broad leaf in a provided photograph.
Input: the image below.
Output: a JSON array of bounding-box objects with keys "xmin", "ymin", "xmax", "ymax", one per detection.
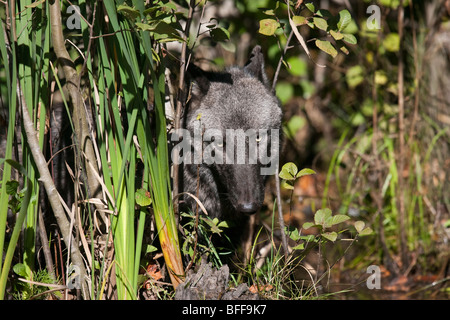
[
  {"xmin": 337, "ymin": 9, "xmax": 351, "ymax": 31},
  {"xmin": 359, "ymin": 227, "xmax": 373, "ymax": 236},
  {"xmin": 279, "ymin": 162, "xmax": 298, "ymax": 180},
  {"xmin": 325, "ymin": 214, "xmax": 350, "ymax": 227},
  {"xmin": 330, "ymin": 30, "xmax": 344, "ymax": 40},
  {"xmin": 296, "ymin": 168, "xmax": 316, "ymax": 179},
  {"xmin": 342, "ymin": 33, "xmax": 357, "ymax": 44},
  {"xmin": 314, "ymin": 208, "xmax": 332, "ymax": 226},
  {"xmin": 322, "ymin": 231, "xmax": 338, "ymax": 242},
  {"xmin": 292, "ymin": 243, "xmax": 305, "ymax": 250},
  {"xmin": 292, "ymin": 15, "xmax": 307, "ymax": 26},
  {"xmin": 259, "ymin": 19, "xmax": 279, "ymax": 36},
  {"xmin": 313, "ymin": 17, "xmax": 328, "ymax": 31},
  {"xmin": 305, "ymin": 3, "xmax": 315, "ymax": 13},
  {"xmin": 210, "ymin": 27, "xmax": 230, "ymax": 42},
  {"xmin": 355, "ymin": 220, "xmax": 365, "ymax": 233},
  {"xmin": 135, "ymin": 188, "xmax": 152, "ymax": 207},
  {"xmin": 302, "ymin": 222, "xmax": 316, "ymax": 230},
  {"xmin": 315, "ymin": 40, "xmax": 338, "ymax": 58}
]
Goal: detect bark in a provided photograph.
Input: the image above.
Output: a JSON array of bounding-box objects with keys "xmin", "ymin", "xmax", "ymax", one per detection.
[
  {"xmin": 49, "ymin": 0, "xmax": 103, "ymax": 218},
  {"xmin": 19, "ymin": 84, "xmax": 89, "ymax": 299}
]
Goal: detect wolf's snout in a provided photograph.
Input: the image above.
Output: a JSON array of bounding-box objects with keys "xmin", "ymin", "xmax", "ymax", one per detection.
[{"xmin": 237, "ymin": 202, "xmax": 259, "ymax": 215}]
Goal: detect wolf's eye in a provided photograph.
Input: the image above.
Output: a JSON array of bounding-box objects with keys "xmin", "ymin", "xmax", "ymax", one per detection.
[
  {"xmin": 216, "ymin": 141, "xmax": 223, "ymax": 148},
  {"xmin": 255, "ymin": 134, "xmax": 262, "ymax": 142}
]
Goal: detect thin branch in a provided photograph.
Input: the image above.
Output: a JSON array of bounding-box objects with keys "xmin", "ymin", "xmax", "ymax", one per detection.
[
  {"xmin": 397, "ymin": 0, "xmax": 409, "ymax": 270},
  {"xmin": 18, "ymin": 81, "xmax": 89, "ymax": 299},
  {"xmin": 49, "ymin": 0, "xmax": 103, "ymax": 218},
  {"xmin": 172, "ymin": 0, "xmax": 197, "ymax": 213},
  {"xmin": 272, "ymin": 30, "xmax": 294, "ymax": 92}
]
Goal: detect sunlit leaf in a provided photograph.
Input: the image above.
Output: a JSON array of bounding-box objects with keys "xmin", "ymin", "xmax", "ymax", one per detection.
[
  {"xmin": 359, "ymin": 227, "xmax": 373, "ymax": 236},
  {"xmin": 325, "ymin": 214, "xmax": 350, "ymax": 227},
  {"xmin": 355, "ymin": 220, "xmax": 365, "ymax": 233},
  {"xmin": 305, "ymin": 2, "xmax": 315, "ymax": 13},
  {"xmin": 292, "ymin": 15, "xmax": 307, "ymax": 26},
  {"xmin": 259, "ymin": 19, "xmax": 279, "ymax": 36},
  {"xmin": 322, "ymin": 231, "xmax": 338, "ymax": 242},
  {"xmin": 315, "ymin": 39, "xmax": 337, "ymax": 58},
  {"xmin": 135, "ymin": 188, "xmax": 152, "ymax": 207},
  {"xmin": 279, "ymin": 162, "xmax": 298, "ymax": 180},
  {"xmin": 330, "ymin": 30, "xmax": 344, "ymax": 40},
  {"xmin": 296, "ymin": 168, "xmax": 316, "ymax": 179},
  {"xmin": 342, "ymin": 33, "xmax": 357, "ymax": 44},
  {"xmin": 313, "ymin": 17, "xmax": 328, "ymax": 31},
  {"xmin": 383, "ymin": 33, "xmax": 400, "ymax": 52},
  {"xmin": 302, "ymin": 222, "xmax": 316, "ymax": 230},
  {"xmin": 337, "ymin": 9, "xmax": 351, "ymax": 31},
  {"xmin": 292, "ymin": 243, "xmax": 305, "ymax": 250},
  {"xmin": 314, "ymin": 208, "xmax": 332, "ymax": 226}
]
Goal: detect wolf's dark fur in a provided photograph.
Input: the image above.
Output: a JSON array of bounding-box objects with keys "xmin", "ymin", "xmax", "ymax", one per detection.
[{"xmin": 180, "ymin": 46, "xmax": 282, "ymax": 227}]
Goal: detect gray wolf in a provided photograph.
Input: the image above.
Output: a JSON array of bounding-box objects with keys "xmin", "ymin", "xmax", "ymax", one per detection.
[{"xmin": 173, "ymin": 46, "xmax": 282, "ymax": 225}]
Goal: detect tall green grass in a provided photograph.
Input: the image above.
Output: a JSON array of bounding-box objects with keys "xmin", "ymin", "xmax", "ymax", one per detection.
[
  {"xmin": 0, "ymin": 0, "xmax": 50, "ymax": 298},
  {"xmin": 1, "ymin": 0, "xmax": 184, "ymax": 300}
]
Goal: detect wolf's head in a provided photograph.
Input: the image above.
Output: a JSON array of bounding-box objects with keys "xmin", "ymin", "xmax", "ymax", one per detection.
[{"xmin": 182, "ymin": 46, "xmax": 282, "ymax": 220}]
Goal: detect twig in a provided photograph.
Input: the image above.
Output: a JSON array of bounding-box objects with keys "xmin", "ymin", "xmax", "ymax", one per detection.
[
  {"xmin": 397, "ymin": 0, "xmax": 409, "ymax": 270},
  {"xmin": 173, "ymin": 0, "xmax": 197, "ymax": 214},
  {"xmin": 13, "ymin": 20, "xmax": 89, "ymax": 297},
  {"xmin": 275, "ymin": 163, "xmax": 289, "ymax": 260},
  {"xmin": 272, "ymin": 30, "xmax": 294, "ymax": 91}
]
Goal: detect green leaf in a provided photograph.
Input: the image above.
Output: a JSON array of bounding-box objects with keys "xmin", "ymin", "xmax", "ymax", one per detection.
[
  {"xmin": 346, "ymin": 65, "xmax": 364, "ymax": 88},
  {"xmin": 330, "ymin": 30, "xmax": 344, "ymax": 40},
  {"xmin": 6, "ymin": 180, "xmax": 19, "ymax": 195},
  {"xmin": 300, "ymin": 234, "xmax": 316, "ymax": 242},
  {"xmin": 201, "ymin": 217, "xmax": 222, "ymax": 234},
  {"xmin": 135, "ymin": 22, "xmax": 157, "ymax": 31},
  {"xmin": 355, "ymin": 220, "xmax": 365, "ymax": 233},
  {"xmin": 296, "ymin": 168, "xmax": 316, "ymax": 179},
  {"xmin": 316, "ymin": 9, "xmax": 333, "ymax": 18},
  {"xmin": 383, "ymin": 33, "xmax": 400, "ymax": 52},
  {"xmin": 286, "ymin": 226, "xmax": 301, "ymax": 241},
  {"xmin": 275, "ymin": 81, "xmax": 294, "ymax": 104},
  {"xmin": 259, "ymin": 19, "xmax": 279, "ymax": 36},
  {"xmin": 284, "ymin": 115, "xmax": 306, "ymax": 139},
  {"xmin": 13, "ymin": 263, "xmax": 31, "ymax": 278},
  {"xmin": 292, "ymin": 16, "xmax": 307, "ymax": 26},
  {"xmin": 314, "ymin": 208, "xmax": 332, "ymax": 226},
  {"xmin": 305, "ymin": 3, "xmax": 315, "ymax": 13},
  {"xmin": 359, "ymin": 227, "xmax": 373, "ymax": 236},
  {"xmin": 325, "ymin": 214, "xmax": 350, "ymax": 228},
  {"xmin": 117, "ymin": 4, "xmax": 140, "ymax": 21},
  {"xmin": 281, "ymin": 179, "xmax": 295, "ymax": 190},
  {"xmin": 210, "ymin": 27, "xmax": 230, "ymax": 42},
  {"xmin": 218, "ymin": 220, "xmax": 230, "ymax": 228},
  {"xmin": 145, "ymin": 244, "xmax": 158, "ymax": 254},
  {"xmin": 337, "ymin": 9, "xmax": 351, "ymax": 31},
  {"xmin": 135, "ymin": 188, "xmax": 152, "ymax": 207},
  {"xmin": 286, "ymin": 56, "xmax": 307, "ymax": 76},
  {"xmin": 315, "ymin": 40, "xmax": 337, "ymax": 58},
  {"xmin": 302, "ymin": 222, "xmax": 316, "ymax": 230},
  {"xmin": 313, "ymin": 17, "xmax": 328, "ymax": 31},
  {"xmin": 292, "ymin": 243, "xmax": 305, "ymax": 250},
  {"xmin": 342, "ymin": 33, "xmax": 357, "ymax": 45},
  {"xmin": 322, "ymin": 231, "xmax": 338, "ymax": 242},
  {"xmin": 279, "ymin": 162, "xmax": 298, "ymax": 180},
  {"xmin": 339, "ymin": 45, "xmax": 349, "ymax": 55},
  {"xmin": 375, "ymin": 70, "xmax": 388, "ymax": 85}
]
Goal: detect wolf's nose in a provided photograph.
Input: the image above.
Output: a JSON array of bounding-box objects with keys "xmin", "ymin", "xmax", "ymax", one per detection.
[{"xmin": 237, "ymin": 202, "xmax": 259, "ymax": 215}]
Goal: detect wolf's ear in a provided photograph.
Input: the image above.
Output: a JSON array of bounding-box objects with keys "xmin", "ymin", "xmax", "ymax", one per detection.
[
  {"xmin": 186, "ymin": 63, "xmax": 210, "ymax": 99},
  {"xmin": 244, "ymin": 45, "xmax": 269, "ymax": 86}
]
